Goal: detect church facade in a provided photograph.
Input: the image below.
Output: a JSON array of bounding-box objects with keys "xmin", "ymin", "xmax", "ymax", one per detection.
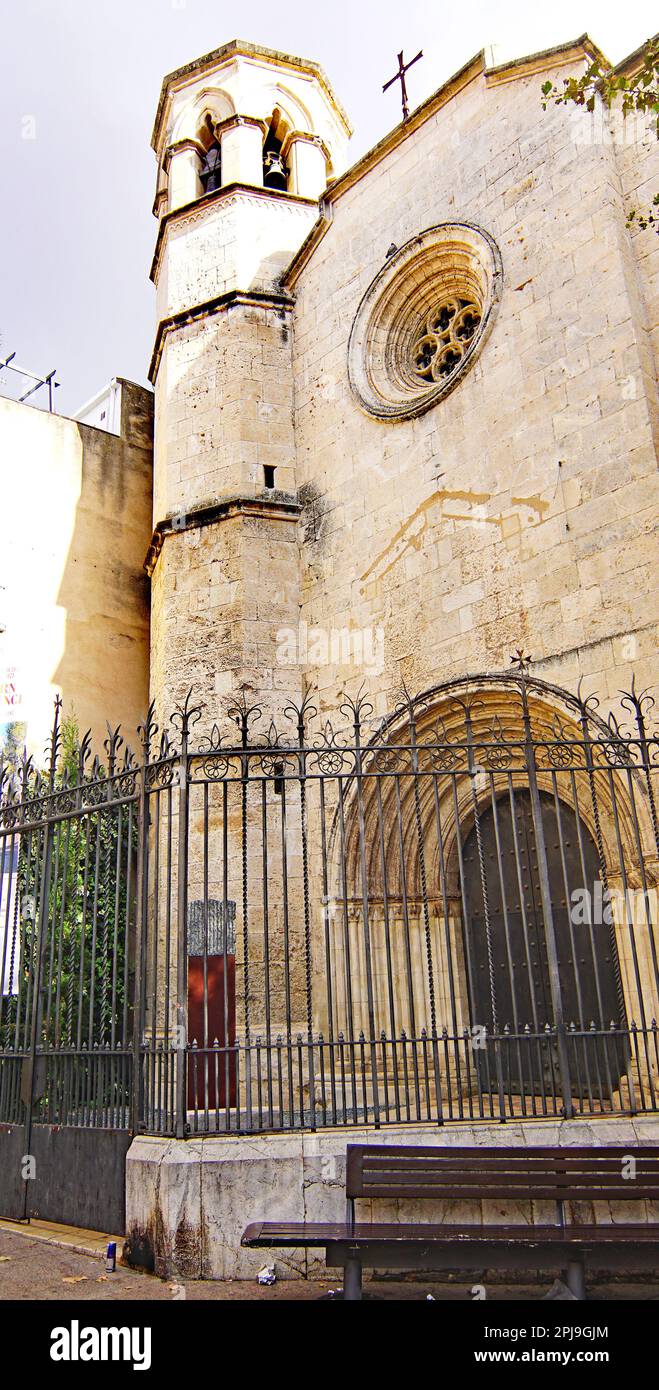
[
  {"xmin": 1, "ymin": 34, "xmax": 658, "ymax": 1281},
  {"xmin": 121, "ymin": 35, "xmax": 659, "ymax": 1278}
]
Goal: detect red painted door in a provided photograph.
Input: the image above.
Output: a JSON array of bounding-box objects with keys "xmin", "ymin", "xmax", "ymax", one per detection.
[{"xmin": 187, "ymin": 956, "xmax": 236, "ymax": 1109}]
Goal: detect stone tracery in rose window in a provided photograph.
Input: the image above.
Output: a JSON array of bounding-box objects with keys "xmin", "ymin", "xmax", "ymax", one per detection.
[
  {"xmin": 412, "ymin": 298, "xmax": 482, "ymax": 382},
  {"xmin": 347, "ymin": 225, "xmax": 502, "ymax": 419}
]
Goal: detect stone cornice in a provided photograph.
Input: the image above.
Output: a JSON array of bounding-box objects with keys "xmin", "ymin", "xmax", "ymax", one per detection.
[
  {"xmin": 280, "ymin": 129, "xmax": 331, "ymax": 165},
  {"xmin": 164, "ymin": 137, "xmax": 205, "ymax": 169},
  {"xmin": 151, "ymin": 38, "xmax": 353, "ymax": 156},
  {"xmin": 145, "ymin": 492, "xmax": 301, "ymax": 575},
  {"xmin": 149, "ymin": 287, "xmax": 295, "ymax": 383},
  {"xmin": 484, "ymin": 35, "xmax": 605, "ymax": 86},
  {"xmin": 213, "ymin": 113, "xmax": 268, "ymax": 137},
  {"xmin": 152, "ymin": 188, "xmax": 167, "ymax": 219},
  {"xmin": 150, "ymin": 181, "xmax": 318, "ymax": 284}
]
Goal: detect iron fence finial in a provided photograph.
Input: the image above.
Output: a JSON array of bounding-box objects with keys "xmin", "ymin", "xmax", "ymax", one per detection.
[
  {"xmin": 138, "ymin": 700, "xmax": 159, "ymax": 761},
  {"xmin": 171, "ymin": 689, "xmax": 204, "ymax": 741},
  {"xmin": 104, "ymin": 722, "xmax": 124, "ymax": 776},
  {"xmin": 226, "ymin": 688, "xmax": 262, "ymax": 748}
]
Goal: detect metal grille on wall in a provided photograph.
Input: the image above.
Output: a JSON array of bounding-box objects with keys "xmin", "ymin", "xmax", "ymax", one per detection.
[{"xmin": 1, "ymin": 660, "xmax": 658, "ymax": 1141}]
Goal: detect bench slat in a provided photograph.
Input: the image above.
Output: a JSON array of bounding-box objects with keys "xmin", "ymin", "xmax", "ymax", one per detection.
[
  {"xmin": 356, "ymin": 1172, "xmax": 659, "ymax": 1185},
  {"xmin": 358, "ymin": 1150, "xmax": 659, "ymax": 1162},
  {"xmin": 356, "ymin": 1178, "xmax": 659, "ymax": 1196},
  {"xmin": 353, "ymin": 1195, "xmax": 659, "ymax": 1206},
  {"xmin": 349, "ymin": 1145, "xmax": 659, "ymax": 1158},
  {"xmin": 241, "ymin": 1220, "xmax": 659, "ymax": 1249}
]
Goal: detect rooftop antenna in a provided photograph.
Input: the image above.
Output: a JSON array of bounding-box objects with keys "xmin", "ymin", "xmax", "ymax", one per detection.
[{"xmin": 0, "ymin": 352, "xmax": 60, "ymax": 412}]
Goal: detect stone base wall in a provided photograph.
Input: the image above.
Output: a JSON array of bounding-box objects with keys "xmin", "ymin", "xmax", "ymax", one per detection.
[{"xmin": 124, "ymin": 1116, "xmax": 659, "ymax": 1280}]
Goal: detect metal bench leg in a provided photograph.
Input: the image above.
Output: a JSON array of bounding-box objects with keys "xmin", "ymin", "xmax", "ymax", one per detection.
[
  {"xmin": 565, "ymin": 1259, "xmax": 586, "ymax": 1300},
  {"xmin": 344, "ymin": 1256, "xmax": 363, "ymax": 1301}
]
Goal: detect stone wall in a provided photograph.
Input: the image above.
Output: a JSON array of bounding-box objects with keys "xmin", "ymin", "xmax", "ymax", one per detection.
[
  {"xmin": 152, "ymin": 299, "xmax": 296, "ymax": 524},
  {"xmin": 150, "ymin": 501, "xmax": 301, "ymax": 720},
  {"xmin": 0, "ymin": 381, "xmax": 153, "ymax": 756},
  {"xmin": 149, "ymin": 269, "xmax": 305, "ymax": 720},
  {"xmin": 152, "ymin": 190, "xmax": 317, "ymax": 324},
  {"xmin": 615, "ymin": 104, "xmax": 659, "ymax": 395}
]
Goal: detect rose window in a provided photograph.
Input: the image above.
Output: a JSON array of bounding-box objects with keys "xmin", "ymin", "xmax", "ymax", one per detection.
[
  {"xmin": 347, "ymin": 224, "xmax": 502, "ymax": 420},
  {"xmin": 412, "ymin": 299, "xmax": 482, "ymax": 382}
]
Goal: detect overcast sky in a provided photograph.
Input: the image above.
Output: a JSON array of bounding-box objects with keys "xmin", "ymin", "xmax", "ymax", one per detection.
[{"xmin": 0, "ymin": 0, "xmax": 655, "ymax": 417}]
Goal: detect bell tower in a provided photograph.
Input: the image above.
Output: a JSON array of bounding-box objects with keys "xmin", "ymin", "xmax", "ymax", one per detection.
[{"xmin": 147, "ymin": 40, "xmax": 351, "ymax": 716}]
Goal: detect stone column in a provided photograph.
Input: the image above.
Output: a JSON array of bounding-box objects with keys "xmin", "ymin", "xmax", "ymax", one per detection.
[
  {"xmin": 440, "ymin": 895, "xmax": 469, "ymax": 1035},
  {"xmin": 218, "ymin": 115, "xmax": 265, "ymax": 187},
  {"xmin": 166, "ymin": 140, "xmax": 202, "ymax": 211},
  {"xmin": 283, "ymin": 132, "xmax": 327, "ymax": 199}
]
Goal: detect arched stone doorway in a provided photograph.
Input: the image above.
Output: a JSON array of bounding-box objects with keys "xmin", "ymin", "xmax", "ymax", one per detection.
[{"xmin": 322, "ymin": 671, "xmax": 657, "ymax": 1117}]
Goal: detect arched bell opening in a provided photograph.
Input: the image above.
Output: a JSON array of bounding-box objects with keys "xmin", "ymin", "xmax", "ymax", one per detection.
[
  {"xmin": 262, "ymin": 108, "xmax": 290, "ymax": 191},
  {"xmin": 197, "ymin": 113, "xmax": 222, "ymax": 193}
]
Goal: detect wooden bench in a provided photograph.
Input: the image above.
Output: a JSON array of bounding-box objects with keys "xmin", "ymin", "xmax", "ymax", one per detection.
[{"xmin": 242, "ymin": 1144, "xmax": 659, "ymax": 1299}]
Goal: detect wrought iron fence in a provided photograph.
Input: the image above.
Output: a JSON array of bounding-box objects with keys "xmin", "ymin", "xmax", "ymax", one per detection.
[
  {"xmin": 1, "ymin": 661, "xmax": 658, "ymax": 1138},
  {"xmin": 0, "ymin": 710, "xmax": 136, "ymax": 1152}
]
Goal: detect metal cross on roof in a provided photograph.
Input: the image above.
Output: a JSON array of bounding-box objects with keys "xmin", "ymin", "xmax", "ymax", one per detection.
[{"xmin": 382, "ymin": 48, "xmax": 423, "ymax": 121}]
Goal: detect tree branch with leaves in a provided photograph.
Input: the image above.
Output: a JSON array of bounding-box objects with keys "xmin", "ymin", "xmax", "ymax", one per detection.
[{"xmin": 541, "ymin": 38, "xmax": 659, "ymax": 232}]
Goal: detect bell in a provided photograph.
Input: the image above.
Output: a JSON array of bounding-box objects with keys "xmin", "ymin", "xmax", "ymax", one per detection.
[
  {"xmin": 200, "ymin": 144, "xmax": 222, "ymax": 194},
  {"xmin": 263, "ymin": 150, "xmax": 287, "ymax": 191}
]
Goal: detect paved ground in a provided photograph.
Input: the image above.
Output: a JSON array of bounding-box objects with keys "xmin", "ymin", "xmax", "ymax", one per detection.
[{"xmin": 0, "ymin": 1224, "xmax": 658, "ymax": 1301}]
